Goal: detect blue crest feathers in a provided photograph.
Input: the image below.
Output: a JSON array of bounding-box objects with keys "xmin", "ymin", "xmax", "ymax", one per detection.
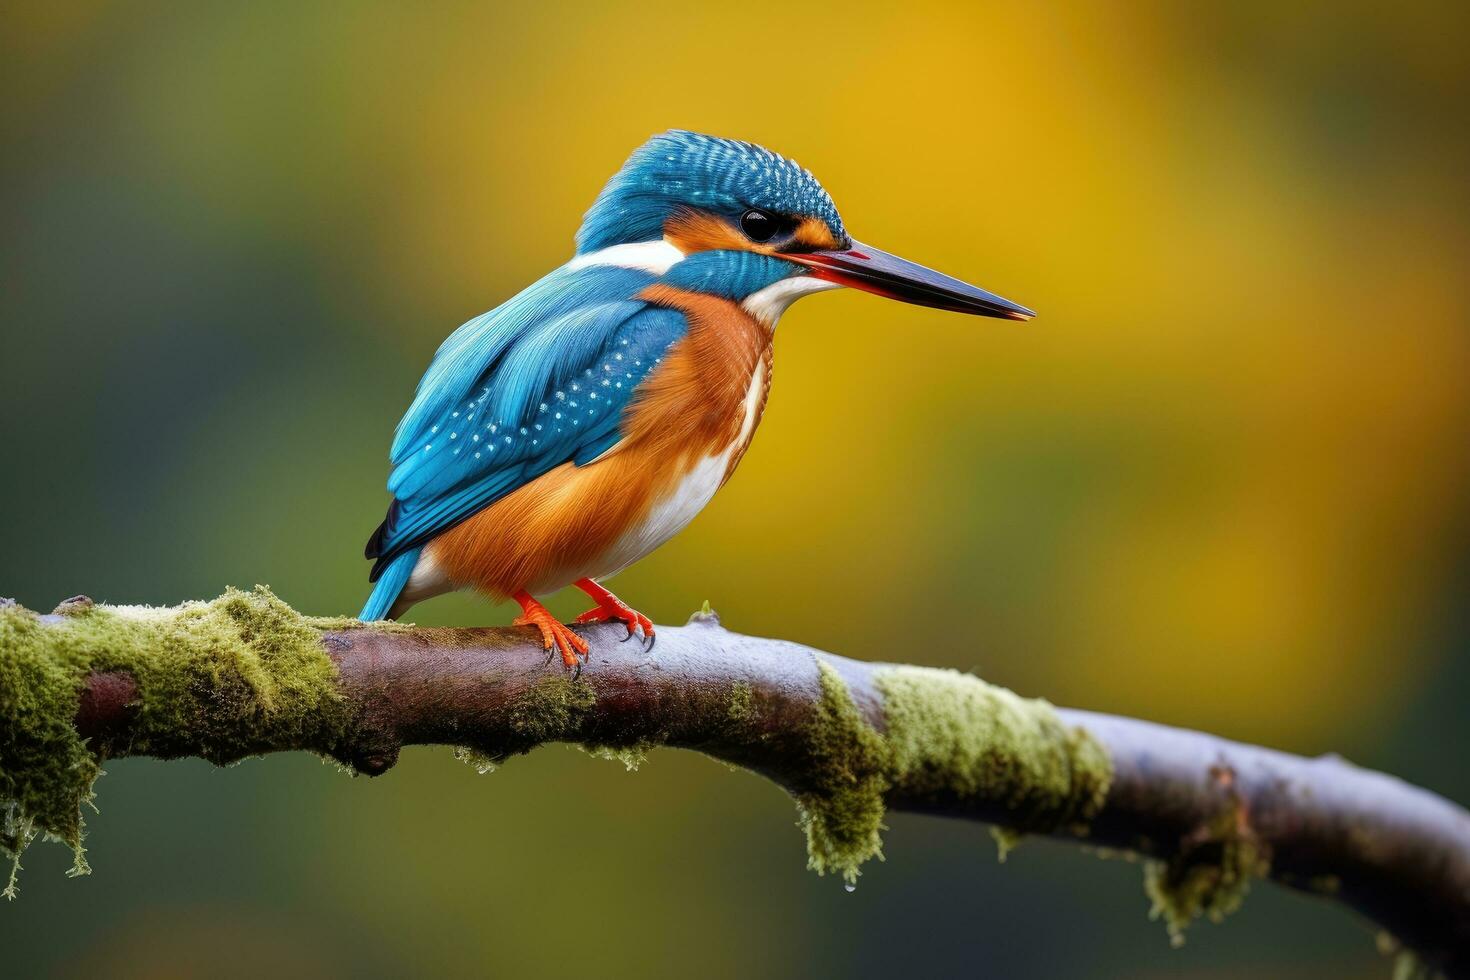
[{"xmin": 576, "ymin": 130, "xmax": 846, "ymax": 253}]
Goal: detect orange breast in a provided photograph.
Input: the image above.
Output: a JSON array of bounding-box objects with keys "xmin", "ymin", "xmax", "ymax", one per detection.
[{"xmin": 427, "ymin": 286, "xmax": 773, "ymax": 599}]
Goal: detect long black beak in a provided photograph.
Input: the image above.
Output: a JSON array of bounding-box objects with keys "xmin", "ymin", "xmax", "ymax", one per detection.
[{"xmin": 779, "ymin": 240, "xmax": 1034, "ymax": 320}]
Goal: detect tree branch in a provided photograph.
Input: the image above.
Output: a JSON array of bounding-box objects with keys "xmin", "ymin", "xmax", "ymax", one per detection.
[{"xmin": 2, "ymin": 589, "xmax": 1467, "ymax": 975}]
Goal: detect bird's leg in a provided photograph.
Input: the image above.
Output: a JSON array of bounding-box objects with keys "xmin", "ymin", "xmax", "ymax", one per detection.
[
  {"xmin": 573, "ymin": 578, "xmax": 655, "ymax": 644},
  {"xmin": 512, "ymin": 590, "xmax": 589, "ymax": 670}
]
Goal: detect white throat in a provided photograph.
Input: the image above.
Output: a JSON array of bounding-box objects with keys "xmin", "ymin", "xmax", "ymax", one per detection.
[{"xmin": 742, "ymin": 275, "xmax": 842, "ymax": 326}]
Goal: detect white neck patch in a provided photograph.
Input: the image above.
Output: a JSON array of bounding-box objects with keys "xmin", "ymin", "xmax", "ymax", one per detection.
[
  {"xmin": 742, "ymin": 275, "xmax": 842, "ymax": 326},
  {"xmin": 567, "ymin": 243, "xmax": 842, "ymax": 327},
  {"xmin": 566, "ymin": 238, "xmax": 685, "ymax": 275}
]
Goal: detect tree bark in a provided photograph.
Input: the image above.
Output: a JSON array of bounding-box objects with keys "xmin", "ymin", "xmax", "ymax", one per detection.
[{"xmin": 5, "ymin": 594, "xmax": 1468, "ymax": 975}]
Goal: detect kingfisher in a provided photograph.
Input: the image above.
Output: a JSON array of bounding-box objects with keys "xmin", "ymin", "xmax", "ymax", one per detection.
[{"xmin": 360, "ymin": 130, "xmax": 1033, "ymax": 666}]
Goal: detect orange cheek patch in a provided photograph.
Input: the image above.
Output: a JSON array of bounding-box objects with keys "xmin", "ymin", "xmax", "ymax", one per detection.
[
  {"xmin": 666, "ymin": 209, "xmax": 842, "ymax": 256},
  {"xmin": 664, "ymin": 210, "xmax": 751, "ymax": 254},
  {"xmin": 793, "ymin": 217, "xmax": 841, "ymax": 251}
]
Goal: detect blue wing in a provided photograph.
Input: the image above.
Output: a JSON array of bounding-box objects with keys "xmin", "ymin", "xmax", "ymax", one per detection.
[{"xmin": 366, "ymin": 264, "xmax": 687, "ymax": 580}]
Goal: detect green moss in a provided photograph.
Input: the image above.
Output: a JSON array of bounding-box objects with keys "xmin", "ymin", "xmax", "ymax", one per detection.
[
  {"xmin": 301, "ymin": 614, "xmax": 415, "ymax": 634},
  {"xmin": 804, "ymin": 659, "xmax": 1266, "ymax": 942},
  {"xmin": 585, "ymin": 679, "xmax": 759, "ymax": 774},
  {"xmin": 458, "ymin": 675, "xmax": 608, "ymax": 775},
  {"xmin": 506, "ymin": 676, "xmax": 595, "ymax": 743},
  {"xmin": 457, "ymin": 674, "xmax": 638, "ymax": 772},
  {"xmin": 796, "ymin": 662, "xmax": 891, "ymax": 884},
  {"xmin": 876, "ymin": 666, "xmax": 1111, "ymax": 834},
  {"xmin": 453, "ymin": 746, "xmax": 499, "ymax": 774},
  {"xmin": 871, "ymin": 667, "xmax": 1302, "ymax": 939},
  {"xmin": 0, "ymin": 587, "xmax": 354, "ymax": 895},
  {"xmin": 990, "ymin": 825, "xmax": 1023, "ymax": 862},
  {"xmin": 726, "ymin": 681, "xmax": 754, "ymax": 726},
  {"xmin": 455, "ymin": 675, "xmax": 598, "ymax": 766},
  {"xmin": 791, "ymin": 661, "xmax": 1114, "ymax": 887},
  {"xmin": 1142, "ymin": 794, "xmax": 1269, "ymax": 946},
  {"xmin": 1, "ymin": 606, "xmax": 96, "ymax": 895},
  {"xmin": 582, "ymin": 744, "xmax": 649, "ymax": 771}
]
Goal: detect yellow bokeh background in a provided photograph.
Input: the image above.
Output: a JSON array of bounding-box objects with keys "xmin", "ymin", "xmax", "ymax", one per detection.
[{"xmin": 3, "ymin": 3, "xmax": 1467, "ymax": 977}]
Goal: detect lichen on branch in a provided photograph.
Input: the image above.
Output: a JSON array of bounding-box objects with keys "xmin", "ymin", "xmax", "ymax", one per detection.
[
  {"xmin": 1142, "ymin": 765, "xmax": 1270, "ymax": 945},
  {"xmin": 795, "ymin": 662, "xmax": 893, "ymax": 881},
  {"xmin": 0, "ymin": 587, "xmax": 359, "ymax": 894},
  {"xmin": 795, "ymin": 661, "xmax": 1113, "ymax": 884}
]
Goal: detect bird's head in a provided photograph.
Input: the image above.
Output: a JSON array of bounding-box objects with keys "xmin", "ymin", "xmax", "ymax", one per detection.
[{"xmin": 576, "ymin": 130, "xmax": 1033, "ymax": 325}]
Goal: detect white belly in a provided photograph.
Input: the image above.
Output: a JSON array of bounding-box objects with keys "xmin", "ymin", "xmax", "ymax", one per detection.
[
  {"xmin": 579, "ymin": 356, "xmax": 768, "ymax": 584},
  {"xmin": 589, "ymin": 451, "xmax": 731, "ymax": 580}
]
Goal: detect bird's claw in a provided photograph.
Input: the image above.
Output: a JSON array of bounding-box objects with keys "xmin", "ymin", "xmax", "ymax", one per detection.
[
  {"xmin": 574, "ymin": 600, "xmax": 655, "ymax": 649},
  {"xmin": 515, "ymin": 608, "xmax": 590, "ymax": 673}
]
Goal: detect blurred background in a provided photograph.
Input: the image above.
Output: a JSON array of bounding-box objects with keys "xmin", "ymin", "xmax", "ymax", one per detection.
[{"xmin": 3, "ymin": 2, "xmax": 1467, "ymax": 977}]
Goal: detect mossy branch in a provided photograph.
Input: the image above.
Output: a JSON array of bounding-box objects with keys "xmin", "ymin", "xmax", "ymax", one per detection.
[{"xmin": 2, "ymin": 589, "xmax": 1468, "ymax": 975}]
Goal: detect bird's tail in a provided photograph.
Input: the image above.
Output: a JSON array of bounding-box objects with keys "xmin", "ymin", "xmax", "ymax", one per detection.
[{"xmin": 359, "ymin": 546, "xmax": 422, "ymax": 621}]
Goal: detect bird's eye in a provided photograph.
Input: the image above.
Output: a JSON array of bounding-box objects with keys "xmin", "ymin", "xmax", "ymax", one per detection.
[{"xmin": 740, "ymin": 209, "xmax": 779, "ymax": 243}]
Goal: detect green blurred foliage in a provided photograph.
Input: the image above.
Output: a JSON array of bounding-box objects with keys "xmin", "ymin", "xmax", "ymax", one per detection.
[{"xmin": 2, "ymin": 2, "xmax": 1466, "ymax": 977}]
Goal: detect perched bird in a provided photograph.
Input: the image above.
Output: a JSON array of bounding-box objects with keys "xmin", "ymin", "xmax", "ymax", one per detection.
[{"xmin": 361, "ymin": 130, "xmax": 1032, "ymax": 666}]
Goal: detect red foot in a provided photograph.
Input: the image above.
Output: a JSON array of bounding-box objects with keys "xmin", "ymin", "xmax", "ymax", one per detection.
[
  {"xmin": 574, "ymin": 578, "xmax": 654, "ymax": 644},
  {"xmin": 513, "ymin": 591, "xmax": 589, "ymax": 670}
]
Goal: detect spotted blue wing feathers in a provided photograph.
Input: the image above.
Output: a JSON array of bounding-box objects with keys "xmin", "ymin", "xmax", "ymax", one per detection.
[
  {"xmin": 388, "ymin": 266, "xmax": 654, "ymax": 466},
  {"xmin": 367, "ymin": 266, "xmax": 687, "ymax": 581}
]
